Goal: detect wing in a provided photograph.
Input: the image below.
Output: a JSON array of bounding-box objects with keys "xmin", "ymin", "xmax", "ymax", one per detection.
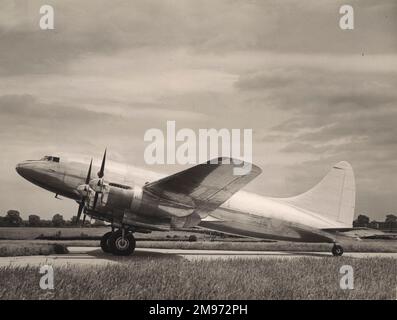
[{"xmin": 143, "ymin": 157, "xmax": 262, "ymax": 227}]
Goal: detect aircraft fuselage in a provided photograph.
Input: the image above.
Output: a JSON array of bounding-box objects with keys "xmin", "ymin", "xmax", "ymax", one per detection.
[{"xmin": 16, "ymin": 158, "xmax": 337, "ymax": 243}]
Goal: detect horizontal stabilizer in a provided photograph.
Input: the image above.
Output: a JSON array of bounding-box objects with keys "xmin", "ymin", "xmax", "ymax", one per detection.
[{"xmin": 323, "ymin": 227, "xmax": 397, "ymax": 240}]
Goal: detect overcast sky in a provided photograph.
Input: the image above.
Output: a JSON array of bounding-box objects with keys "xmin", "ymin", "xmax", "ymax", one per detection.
[{"xmin": 0, "ymin": 0, "xmax": 396, "ymax": 220}]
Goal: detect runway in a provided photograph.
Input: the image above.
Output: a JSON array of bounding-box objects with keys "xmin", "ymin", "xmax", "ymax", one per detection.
[{"xmin": 0, "ymin": 247, "xmax": 396, "ymax": 268}]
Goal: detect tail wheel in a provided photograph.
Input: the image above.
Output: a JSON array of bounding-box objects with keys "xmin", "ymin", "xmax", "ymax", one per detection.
[
  {"xmin": 108, "ymin": 230, "xmax": 136, "ymax": 256},
  {"xmin": 100, "ymin": 231, "xmax": 113, "ymax": 253},
  {"xmin": 332, "ymin": 244, "xmax": 344, "ymax": 256}
]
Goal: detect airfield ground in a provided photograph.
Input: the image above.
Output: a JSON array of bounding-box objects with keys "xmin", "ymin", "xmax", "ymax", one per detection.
[
  {"xmin": 0, "ymin": 250, "xmax": 395, "ymax": 299},
  {"xmin": 0, "ymin": 228, "xmax": 396, "ymax": 299}
]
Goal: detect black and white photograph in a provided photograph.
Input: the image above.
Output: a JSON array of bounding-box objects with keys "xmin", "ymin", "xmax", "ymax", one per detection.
[{"xmin": 0, "ymin": 0, "xmax": 396, "ymax": 306}]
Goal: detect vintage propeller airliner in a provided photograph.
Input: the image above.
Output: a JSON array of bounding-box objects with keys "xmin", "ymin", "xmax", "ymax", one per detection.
[{"xmin": 16, "ymin": 150, "xmax": 356, "ymax": 256}]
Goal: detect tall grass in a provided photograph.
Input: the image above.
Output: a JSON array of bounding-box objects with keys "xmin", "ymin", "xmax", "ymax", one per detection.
[{"xmin": 0, "ymin": 257, "xmax": 395, "ymax": 299}]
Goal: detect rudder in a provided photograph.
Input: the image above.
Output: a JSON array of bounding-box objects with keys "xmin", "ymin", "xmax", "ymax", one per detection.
[{"xmin": 283, "ymin": 161, "xmax": 356, "ymax": 227}]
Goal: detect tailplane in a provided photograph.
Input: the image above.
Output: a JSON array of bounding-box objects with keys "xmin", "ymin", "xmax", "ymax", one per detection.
[{"xmin": 283, "ymin": 161, "xmax": 356, "ymax": 227}]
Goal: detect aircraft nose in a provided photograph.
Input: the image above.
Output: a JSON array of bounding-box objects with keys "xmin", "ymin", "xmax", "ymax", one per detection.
[{"xmin": 16, "ymin": 161, "xmax": 33, "ymax": 178}]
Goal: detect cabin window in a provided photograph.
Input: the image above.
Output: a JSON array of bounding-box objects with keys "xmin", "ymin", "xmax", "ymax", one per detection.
[{"xmin": 41, "ymin": 156, "xmax": 60, "ymax": 163}]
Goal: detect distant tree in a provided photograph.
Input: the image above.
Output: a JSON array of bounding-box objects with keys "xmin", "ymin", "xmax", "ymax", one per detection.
[
  {"xmin": 353, "ymin": 214, "xmax": 370, "ymax": 227},
  {"xmin": 385, "ymin": 214, "xmax": 397, "ymax": 231},
  {"xmin": 385, "ymin": 214, "xmax": 397, "ymax": 223},
  {"xmin": 52, "ymin": 214, "xmax": 65, "ymax": 227},
  {"xmin": 67, "ymin": 215, "xmax": 93, "ymax": 227},
  {"xmin": 28, "ymin": 214, "xmax": 41, "ymax": 227},
  {"xmin": 40, "ymin": 220, "xmax": 53, "ymax": 227},
  {"xmin": 5, "ymin": 210, "xmax": 23, "ymax": 227},
  {"xmin": 369, "ymin": 220, "xmax": 380, "ymax": 229},
  {"xmin": 70, "ymin": 216, "xmax": 78, "ymax": 224}
]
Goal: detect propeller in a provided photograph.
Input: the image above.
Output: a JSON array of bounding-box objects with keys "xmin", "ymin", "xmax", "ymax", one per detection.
[
  {"xmin": 75, "ymin": 158, "xmax": 92, "ymax": 225},
  {"xmin": 98, "ymin": 148, "xmax": 106, "ymax": 178},
  {"xmin": 93, "ymin": 149, "xmax": 107, "ymax": 209},
  {"xmin": 75, "ymin": 149, "xmax": 107, "ymax": 225}
]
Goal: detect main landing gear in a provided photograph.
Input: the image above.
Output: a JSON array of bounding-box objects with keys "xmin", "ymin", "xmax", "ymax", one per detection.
[
  {"xmin": 100, "ymin": 229, "xmax": 136, "ymax": 256},
  {"xmin": 332, "ymin": 243, "xmax": 344, "ymax": 256}
]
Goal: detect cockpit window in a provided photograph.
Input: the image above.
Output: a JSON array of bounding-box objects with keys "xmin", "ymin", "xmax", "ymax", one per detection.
[{"xmin": 41, "ymin": 156, "xmax": 60, "ymax": 163}]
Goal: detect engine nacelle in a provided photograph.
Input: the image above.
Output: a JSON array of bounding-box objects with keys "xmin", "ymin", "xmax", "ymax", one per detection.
[
  {"xmin": 101, "ymin": 184, "xmax": 143, "ymax": 212},
  {"xmin": 96, "ymin": 183, "xmax": 196, "ymax": 228}
]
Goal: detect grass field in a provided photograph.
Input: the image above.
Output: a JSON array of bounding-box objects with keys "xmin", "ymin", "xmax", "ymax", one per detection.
[{"xmin": 0, "ymin": 257, "xmax": 395, "ymax": 299}]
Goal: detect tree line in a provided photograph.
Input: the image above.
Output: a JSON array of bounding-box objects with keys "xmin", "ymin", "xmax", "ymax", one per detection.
[
  {"xmin": 0, "ymin": 210, "xmax": 105, "ymax": 227},
  {"xmin": 1, "ymin": 209, "xmax": 396, "ymax": 230},
  {"xmin": 353, "ymin": 214, "xmax": 397, "ymax": 231}
]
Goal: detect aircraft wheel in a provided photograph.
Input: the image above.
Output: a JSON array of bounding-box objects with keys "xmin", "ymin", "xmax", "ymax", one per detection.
[
  {"xmin": 108, "ymin": 230, "xmax": 136, "ymax": 256},
  {"xmin": 100, "ymin": 231, "xmax": 113, "ymax": 253},
  {"xmin": 332, "ymin": 244, "xmax": 344, "ymax": 256}
]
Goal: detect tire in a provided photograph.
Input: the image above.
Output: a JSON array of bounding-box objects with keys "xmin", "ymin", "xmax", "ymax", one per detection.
[
  {"xmin": 108, "ymin": 230, "xmax": 136, "ymax": 256},
  {"xmin": 100, "ymin": 231, "xmax": 113, "ymax": 253},
  {"xmin": 332, "ymin": 244, "xmax": 344, "ymax": 256}
]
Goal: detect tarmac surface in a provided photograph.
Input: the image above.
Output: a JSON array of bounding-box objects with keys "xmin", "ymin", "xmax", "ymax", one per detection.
[{"xmin": 0, "ymin": 247, "xmax": 396, "ymax": 267}]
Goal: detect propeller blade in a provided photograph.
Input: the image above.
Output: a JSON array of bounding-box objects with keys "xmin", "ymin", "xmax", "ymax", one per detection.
[
  {"xmin": 93, "ymin": 191, "xmax": 99, "ymax": 209},
  {"xmin": 85, "ymin": 159, "xmax": 93, "ymax": 184},
  {"xmin": 76, "ymin": 202, "xmax": 84, "ymax": 224},
  {"xmin": 98, "ymin": 149, "xmax": 106, "ymax": 178}
]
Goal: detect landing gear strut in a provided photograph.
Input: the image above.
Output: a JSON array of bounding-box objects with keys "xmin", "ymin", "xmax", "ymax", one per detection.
[
  {"xmin": 100, "ymin": 229, "xmax": 136, "ymax": 256},
  {"xmin": 332, "ymin": 243, "xmax": 344, "ymax": 256}
]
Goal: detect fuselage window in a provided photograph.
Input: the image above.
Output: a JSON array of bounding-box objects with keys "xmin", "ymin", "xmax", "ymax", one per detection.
[{"xmin": 41, "ymin": 156, "xmax": 60, "ymax": 162}]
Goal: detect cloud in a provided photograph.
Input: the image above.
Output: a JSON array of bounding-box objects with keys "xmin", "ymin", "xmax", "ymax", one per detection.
[
  {"xmin": 1, "ymin": 0, "xmax": 396, "ymax": 76},
  {"xmin": 235, "ymin": 57, "xmax": 397, "ymax": 217}
]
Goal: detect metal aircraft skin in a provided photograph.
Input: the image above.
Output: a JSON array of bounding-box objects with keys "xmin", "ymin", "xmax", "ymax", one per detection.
[{"xmin": 16, "ymin": 152, "xmax": 356, "ymax": 256}]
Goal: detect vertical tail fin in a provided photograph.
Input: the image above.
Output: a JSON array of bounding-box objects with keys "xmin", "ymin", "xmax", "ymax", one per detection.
[{"xmin": 284, "ymin": 161, "xmax": 356, "ymax": 227}]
